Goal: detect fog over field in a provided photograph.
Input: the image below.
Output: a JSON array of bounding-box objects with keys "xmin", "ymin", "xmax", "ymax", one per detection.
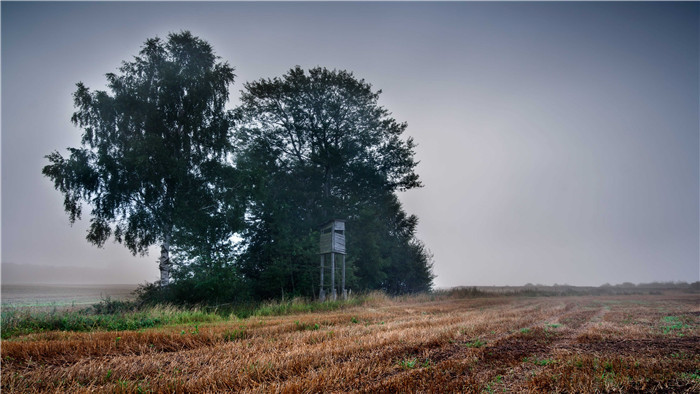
[{"xmin": 2, "ymin": 2, "xmax": 698, "ymax": 288}]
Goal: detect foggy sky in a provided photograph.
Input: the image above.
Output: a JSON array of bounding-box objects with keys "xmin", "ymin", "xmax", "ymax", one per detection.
[{"xmin": 2, "ymin": 2, "xmax": 698, "ymax": 287}]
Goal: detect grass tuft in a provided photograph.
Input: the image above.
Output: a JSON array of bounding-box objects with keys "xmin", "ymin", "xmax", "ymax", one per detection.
[{"xmin": 463, "ymin": 338, "xmax": 486, "ymax": 348}]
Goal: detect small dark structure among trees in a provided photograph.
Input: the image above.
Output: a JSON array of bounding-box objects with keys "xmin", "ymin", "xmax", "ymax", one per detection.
[{"xmin": 319, "ymin": 219, "xmax": 346, "ymax": 301}]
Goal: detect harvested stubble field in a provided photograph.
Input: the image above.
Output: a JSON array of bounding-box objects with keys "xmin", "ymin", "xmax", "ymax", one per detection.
[{"xmin": 2, "ymin": 293, "xmax": 699, "ymax": 393}]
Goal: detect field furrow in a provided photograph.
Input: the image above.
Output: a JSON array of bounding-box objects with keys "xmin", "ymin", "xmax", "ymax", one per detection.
[{"xmin": 2, "ymin": 294, "xmax": 699, "ymax": 392}]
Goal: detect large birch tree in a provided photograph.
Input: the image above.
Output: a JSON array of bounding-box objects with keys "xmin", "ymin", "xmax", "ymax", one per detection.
[{"xmin": 43, "ymin": 31, "xmax": 238, "ymax": 287}]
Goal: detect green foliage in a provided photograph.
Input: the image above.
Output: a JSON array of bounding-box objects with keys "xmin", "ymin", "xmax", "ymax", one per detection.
[
  {"xmin": 523, "ymin": 356, "xmax": 555, "ymax": 366},
  {"xmin": 251, "ymin": 297, "xmax": 364, "ymax": 317},
  {"xmin": 463, "ymin": 338, "xmax": 486, "ymax": 348},
  {"xmin": 0, "ymin": 303, "xmax": 222, "ymax": 339},
  {"xmin": 44, "ymin": 31, "xmax": 433, "ymax": 304},
  {"xmin": 90, "ymin": 297, "xmax": 138, "ymax": 315},
  {"xmin": 223, "ymin": 329, "xmax": 249, "ymax": 341},
  {"xmin": 350, "ymin": 200, "xmax": 435, "ymax": 294},
  {"xmin": 294, "ymin": 321, "xmax": 321, "ymax": 331},
  {"xmin": 534, "ymin": 358, "xmax": 555, "ymax": 366},
  {"xmin": 1, "ymin": 291, "xmax": 386, "ymax": 339},
  {"xmin": 398, "ymin": 357, "xmax": 418, "ymax": 369},
  {"xmin": 660, "ymin": 316, "xmax": 691, "ymax": 335},
  {"xmin": 679, "ymin": 371, "xmax": 700, "ymax": 382},
  {"xmin": 484, "ymin": 375, "xmax": 503, "ymax": 393},
  {"xmin": 169, "ymin": 251, "xmax": 251, "ymax": 305},
  {"xmin": 42, "ymin": 31, "xmax": 242, "ymax": 286},
  {"xmin": 235, "ymin": 66, "xmax": 433, "ymax": 299}
]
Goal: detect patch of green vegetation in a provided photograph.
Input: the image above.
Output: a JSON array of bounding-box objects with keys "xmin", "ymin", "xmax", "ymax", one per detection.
[
  {"xmin": 1, "ymin": 293, "xmax": 375, "ymax": 339},
  {"xmin": 599, "ymin": 371, "xmax": 616, "ymax": 384},
  {"xmin": 294, "ymin": 321, "xmax": 320, "ymax": 331},
  {"xmin": 464, "ymin": 338, "xmax": 486, "ymax": 348},
  {"xmin": 223, "ymin": 329, "xmax": 248, "ymax": 341},
  {"xmin": 398, "ymin": 357, "xmax": 418, "ymax": 369},
  {"xmin": 484, "ymin": 375, "xmax": 503, "ymax": 393},
  {"xmin": 186, "ymin": 324, "xmax": 199, "ymax": 335},
  {"xmin": 660, "ymin": 315, "xmax": 691, "ymax": 335},
  {"xmin": 397, "ymin": 357, "xmax": 431, "ymax": 370},
  {"xmin": 519, "ymin": 327, "xmax": 531, "ymax": 333},
  {"xmin": 533, "ymin": 358, "xmax": 555, "ymax": 366},
  {"xmin": 245, "ymin": 361, "xmax": 274, "ymax": 374},
  {"xmin": 250, "ymin": 296, "xmax": 365, "ymax": 318},
  {"xmin": 546, "ymin": 323, "xmax": 561, "ymax": 328},
  {"xmin": 679, "ymin": 370, "xmax": 700, "ymax": 382},
  {"xmin": 0, "ymin": 301, "xmax": 223, "ymax": 339}
]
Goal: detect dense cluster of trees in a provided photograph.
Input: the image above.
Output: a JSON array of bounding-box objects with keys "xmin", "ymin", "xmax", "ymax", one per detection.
[{"xmin": 43, "ymin": 32, "xmax": 434, "ymax": 304}]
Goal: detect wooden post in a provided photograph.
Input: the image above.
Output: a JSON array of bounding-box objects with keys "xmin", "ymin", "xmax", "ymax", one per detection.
[
  {"xmin": 319, "ymin": 254, "xmax": 325, "ymax": 301},
  {"xmin": 342, "ymin": 254, "xmax": 347, "ymax": 300},
  {"xmin": 331, "ymin": 252, "xmax": 337, "ymax": 300}
]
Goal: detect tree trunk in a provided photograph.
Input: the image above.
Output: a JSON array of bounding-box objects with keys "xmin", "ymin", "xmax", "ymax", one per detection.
[
  {"xmin": 323, "ymin": 166, "xmax": 331, "ymax": 218},
  {"xmin": 159, "ymin": 233, "xmax": 172, "ymax": 288},
  {"xmin": 323, "ymin": 166, "xmax": 331, "ymax": 199}
]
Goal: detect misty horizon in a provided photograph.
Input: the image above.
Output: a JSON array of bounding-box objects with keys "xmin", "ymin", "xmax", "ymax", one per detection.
[{"xmin": 2, "ymin": 263, "xmax": 698, "ymax": 288}]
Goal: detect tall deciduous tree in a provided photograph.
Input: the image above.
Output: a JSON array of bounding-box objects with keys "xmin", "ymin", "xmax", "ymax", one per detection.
[
  {"xmin": 236, "ymin": 67, "xmax": 433, "ymax": 297},
  {"xmin": 42, "ymin": 31, "xmax": 239, "ymax": 287}
]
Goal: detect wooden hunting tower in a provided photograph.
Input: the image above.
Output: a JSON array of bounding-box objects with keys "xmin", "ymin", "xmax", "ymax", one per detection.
[
  {"xmin": 319, "ymin": 219, "xmax": 346, "ymax": 301},
  {"xmin": 320, "ymin": 220, "xmax": 346, "ymax": 254}
]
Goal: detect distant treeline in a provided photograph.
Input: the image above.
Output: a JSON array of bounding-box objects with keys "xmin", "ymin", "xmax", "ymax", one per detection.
[{"xmin": 440, "ymin": 281, "xmax": 700, "ymax": 298}]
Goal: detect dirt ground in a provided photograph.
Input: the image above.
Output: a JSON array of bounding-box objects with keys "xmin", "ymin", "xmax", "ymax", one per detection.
[{"xmin": 2, "ymin": 293, "xmax": 698, "ymax": 392}]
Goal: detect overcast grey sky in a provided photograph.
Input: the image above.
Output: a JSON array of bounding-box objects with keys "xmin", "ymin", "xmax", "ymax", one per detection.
[{"xmin": 2, "ymin": 2, "xmax": 698, "ymax": 287}]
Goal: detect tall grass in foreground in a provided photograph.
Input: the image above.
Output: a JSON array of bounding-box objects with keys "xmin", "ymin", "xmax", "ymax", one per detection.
[
  {"xmin": 0, "ymin": 303, "xmax": 223, "ymax": 339},
  {"xmin": 2, "ymin": 285, "xmax": 684, "ymax": 339},
  {"xmin": 250, "ymin": 291, "xmax": 387, "ymax": 317},
  {"xmin": 0, "ymin": 291, "xmax": 389, "ymax": 339}
]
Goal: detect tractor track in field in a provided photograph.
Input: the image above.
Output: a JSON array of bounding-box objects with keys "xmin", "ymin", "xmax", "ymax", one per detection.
[
  {"xmin": 361, "ymin": 299, "xmax": 604, "ymax": 392},
  {"xmin": 3, "ymin": 295, "xmax": 699, "ymax": 393}
]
